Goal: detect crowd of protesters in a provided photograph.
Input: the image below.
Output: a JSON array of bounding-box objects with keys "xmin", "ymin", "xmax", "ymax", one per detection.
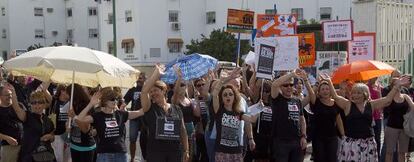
[{"xmin": 0, "ymin": 62, "xmax": 414, "ymax": 162}]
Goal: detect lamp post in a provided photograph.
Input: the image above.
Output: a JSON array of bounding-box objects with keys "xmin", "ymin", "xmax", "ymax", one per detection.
[{"xmin": 112, "ymin": 0, "xmax": 117, "ymax": 57}]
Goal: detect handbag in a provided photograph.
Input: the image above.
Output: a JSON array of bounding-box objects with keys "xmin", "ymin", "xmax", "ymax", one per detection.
[{"xmin": 32, "ymin": 116, "xmax": 56, "ymax": 162}]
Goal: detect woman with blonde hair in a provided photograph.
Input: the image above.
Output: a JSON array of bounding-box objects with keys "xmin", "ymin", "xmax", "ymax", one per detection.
[{"xmin": 322, "ymin": 74, "xmax": 411, "ymax": 162}]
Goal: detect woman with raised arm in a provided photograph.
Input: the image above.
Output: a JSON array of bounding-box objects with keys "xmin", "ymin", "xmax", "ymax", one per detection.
[
  {"xmin": 171, "ymin": 67, "xmax": 199, "ymax": 162},
  {"xmin": 211, "ymin": 67, "xmax": 258, "ymax": 162},
  {"xmin": 299, "ymin": 71, "xmax": 343, "ymax": 162},
  {"xmin": 74, "ymin": 87, "xmax": 144, "ymax": 162},
  {"xmin": 322, "ymin": 74, "xmax": 410, "ymax": 162},
  {"xmin": 139, "ymin": 64, "xmax": 189, "ymax": 162}
]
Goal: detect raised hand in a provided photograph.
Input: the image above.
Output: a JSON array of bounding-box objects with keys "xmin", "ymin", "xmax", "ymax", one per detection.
[
  {"xmin": 89, "ymin": 91, "xmax": 102, "ymax": 107},
  {"xmin": 173, "ymin": 65, "xmax": 183, "ymax": 79},
  {"xmin": 296, "ymin": 69, "xmax": 308, "ymax": 79},
  {"xmin": 394, "ymin": 75, "xmax": 411, "ymax": 87},
  {"xmin": 155, "ymin": 63, "xmax": 166, "ymax": 75},
  {"xmin": 229, "ymin": 67, "xmax": 242, "ymax": 80}
]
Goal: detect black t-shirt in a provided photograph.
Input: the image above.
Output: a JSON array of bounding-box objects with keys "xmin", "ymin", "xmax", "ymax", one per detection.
[
  {"xmin": 254, "ymin": 103, "xmax": 273, "ymax": 137},
  {"xmin": 124, "ymin": 86, "xmax": 142, "ymax": 111},
  {"xmin": 143, "ymin": 103, "xmax": 183, "ymax": 152},
  {"xmin": 310, "ymin": 99, "xmax": 340, "ymax": 138},
  {"xmin": 91, "ymin": 110, "xmax": 129, "ymax": 153},
  {"xmin": 18, "ymin": 112, "xmax": 54, "ymax": 162},
  {"xmin": 215, "ymin": 108, "xmax": 244, "ymax": 154},
  {"xmin": 50, "ymin": 99, "xmax": 69, "ymax": 135},
  {"xmin": 271, "ymin": 95, "xmax": 303, "ymax": 140},
  {"xmin": 0, "ymin": 106, "xmax": 24, "ymax": 145}
]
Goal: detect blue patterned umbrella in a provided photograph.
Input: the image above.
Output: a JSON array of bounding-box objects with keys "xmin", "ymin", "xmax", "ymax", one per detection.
[{"xmin": 161, "ymin": 53, "xmax": 218, "ymax": 84}]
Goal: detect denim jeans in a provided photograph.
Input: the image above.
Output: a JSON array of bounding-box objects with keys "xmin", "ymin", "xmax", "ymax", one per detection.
[
  {"xmin": 96, "ymin": 153, "xmax": 127, "ymax": 162},
  {"xmin": 205, "ymin": 131, "xmax": 216, "ymax": 162}
]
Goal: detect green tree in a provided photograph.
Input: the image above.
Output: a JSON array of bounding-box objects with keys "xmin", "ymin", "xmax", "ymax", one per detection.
[
  {"xmin": 299, "ymin": 19, "xmax": 309, "ymax": 25},
  {"xmin": 185, "ymin": 29, "xmax": 251, "ymax": 62}
]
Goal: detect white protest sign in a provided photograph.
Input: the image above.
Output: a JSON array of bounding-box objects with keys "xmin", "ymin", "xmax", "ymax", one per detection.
[
  {"xmin": 316, "ymin": 51, "xmax": 348, "ymax": 76},
  {"xmin": 322, "ymin": 20, "xmax": 353, "ymax": 43},
  {"xmin": 348, "ymin": 33, "xmax": 375, "ymax": 63},
  {"xmin": 244, "ymin": 51, "xmax": 257, "ymax": 67},
  {"xmin": 273, "ymin": 36, "xmax": 299, "ymax": 71}
]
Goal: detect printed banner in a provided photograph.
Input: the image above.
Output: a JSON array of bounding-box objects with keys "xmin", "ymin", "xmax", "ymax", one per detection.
[
  {"xmin": 348, "ymin": 32, "xmax": 376, "ymax": 63},
  {"xmin": 254, "ymin": 38, "xmax": 276, "ymax": 79},
  {"xmin": 316, "ymin": 51, "xmax": 348, "ymax": 76},
  {"xmin": 227, "ymin": 9, "xmax": 254, "ymax": 33},
  {"xmin": 298, "ymin": 33, "xmax": 316, "ymax": 67},
  {"xmin": 256, "ymin": 14, "xmax": 297, "ymax": 37},
  {"xmin": 322, "ymin": 20, "xmax": 353, "ymax": 43},
  {"xmin": 273, "ymin": 36, "xmax": 299, "ymax": 71}
]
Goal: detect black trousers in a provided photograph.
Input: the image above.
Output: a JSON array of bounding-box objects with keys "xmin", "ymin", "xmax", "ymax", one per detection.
[
  {"xmin": 272, "ymin": 139, "xmax": 304, "ymax": 162},
  {"xmin": 313, "ymin": 137, "xmax": 338, "ymax": 162},
  {"xmin": 70, "ymin": 149, "xmax": 95, "ymax": 162},
  {"xmin": 146, "ymin": 150, "xmax": 182, "ymax": 162}
]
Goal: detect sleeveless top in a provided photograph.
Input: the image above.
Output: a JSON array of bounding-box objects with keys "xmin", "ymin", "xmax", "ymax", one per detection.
[
  {"xmin": 345, "ymin": 102, "xmax": 374, "ymax": 139},
  {"xmin": 311, "ymin": 99, "xmax": 340, "ymax": 138},
  {"xmin": 387, "ymin": 99, "xmax": 409, "ymax": 129}
]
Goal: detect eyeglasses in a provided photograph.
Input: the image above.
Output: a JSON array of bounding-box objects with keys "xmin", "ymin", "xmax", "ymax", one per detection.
[
  {"xmin": 282, "ymin": 83, "xmax": 295, "ymax": 87},
  {"xmin": 31, "ymin": 101, "xmax": 46, "ymax": 105},
  {"xmin": 109, "ymin": 98, "xmax": 119, "ymax": 103},
  {"xmin": 223, "ymin": 92, "xmax": 234, "ymax": 97},
  {"xmin": 180, "ymin": 83, "xmax": 186, "ymax": 87},
  {"xmin": 196, "ymin": 83, "xmax": 205, "ymax": 88}
]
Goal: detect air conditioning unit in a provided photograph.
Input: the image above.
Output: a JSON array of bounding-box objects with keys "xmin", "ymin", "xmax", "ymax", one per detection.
[{"xmin": 171, "ymin": 23, "xmax": 181, "ymax": 31}]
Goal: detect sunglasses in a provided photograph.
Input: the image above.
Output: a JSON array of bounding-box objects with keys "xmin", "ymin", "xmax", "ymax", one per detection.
[
  {"xmin": 31, "ymin": 101, "xmax": 46, "ymax": 105},
  {"xmin": 180, "ymin": 83, "xmax": 186, "ymax": 87},
  {"xmin": 264, "ymin": 90, "xmax": 271, "ymax": 93},
  {"xmin": 196, "ymin": 83, "xmax": 205, "ymax": 88},
  {"xmin": 223, "ymin": 92, "xmax": 234, "ymax": 97},
  {"xmin": 109, "ymin": 98, "xmax": 119, "ymax": 103},
  {"xmin": 282, "ymin": 83, "xmax": 295, "ymax": 87}
]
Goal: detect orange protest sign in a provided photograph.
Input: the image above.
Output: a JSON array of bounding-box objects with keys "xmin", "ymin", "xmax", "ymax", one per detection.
[
  {"xmin": 298, "ymin": 33, "xmax": 316, "ymax": 67},
  {"xmin": 256, "ymin": 14, "xmax": 297, "ymax": 37},
  {"xmin": 227, "ymin": 9, "xmax": 254, "ymax": 33}
]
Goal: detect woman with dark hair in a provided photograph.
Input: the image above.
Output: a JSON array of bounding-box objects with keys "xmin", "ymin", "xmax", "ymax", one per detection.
[
  {"xmin": 49, "ymin": 84, "xmax": 71, "ymax": 162},
  {"xmin": 75, "ymin": 87, "xmax": 145, "ymax": 162},
  {"xmin": 211, "ymin": 67, "xmax": 258, "ymax": 162},
  {"xmin": 299, "ymin": 72, "xmax": 344, "ymax": 162},
  {"xmin": 140, "ymin": 64, "xmax": 189, "ymax": 162},
  {"xmin": 322, "ymin": 74, "xmax": 411, "ymax": 162},
  {"xmin": 67, "ymin": 84, "xmax": 96, "ymax": 162}
]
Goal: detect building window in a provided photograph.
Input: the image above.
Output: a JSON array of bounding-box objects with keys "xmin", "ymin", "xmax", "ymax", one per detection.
[
  {"xmin": 88, "ymin": 7, "xmax": 97, "ymax": 16},
  {"xmin": 47, "ymin": 8, "xmax": 53, "ymax": 13},
  {"xmin": 265, "ymin": 9, "xmax": 277, "ymax": 15},
  {"xmin": 88, "ymin": 29, "xmax": 98, "ymax": 38},
  {"xmin": 107, "ymin": 41, "xmax": 113, "ymax": 54},
  {"xmin": 291, "ymin": 8, "xmax": 303, "ymax": 21},
  {"xmin": 2, "ymin": 51, "xmax": 7, "ymax": 60},
  {"xmin": 320, "ymin": 7, "xmax": 332, "ymax": 20},
  {"xmin": 34, "ymin": 8, "xmax": 43, "ymax": 16},
  {"xmin": 122, "ymin": 39, "xmax": 134, "ymax": 54},
  {"xmin": 1, "ymin": 29, "xmax": 6, "ymax": 38},
  {"xmin": 206, "ymin": 11, "xmax": 216, "ymax": 24},
  {"xmin": 150, "ymin": 48, "xmax": 161, "ymax": 58},
  {"xmin": 169, "ymin": 11, "xmax": 179, "ymax": 22},
  {"xmin": 108, "ymin": 13, "xmax": 113, "ymax": 24},
  {"xmin": 167, "ymin": 38, "xmax": 183, "ymax": 53},
  {"xmin": 35, "ymin": 29, "xmax": 44, "ymax": 38},
  {"xmin": 52, "ymin": 31, "xmax": 58, "ymax": 37},
  {"xmin": 67, "ymin": 8, "xmax": 72, "ymax": 17},
  {"xmin": 125, "ymin": 10, "xmax": 132, "ymax": 22},
  {"xmin": 1, "ymin": 7, "xmax": 5, "ymax": 16},
  {"xmin": 67, "ymin": 29, "xmax": 73, "ymax": 39}
]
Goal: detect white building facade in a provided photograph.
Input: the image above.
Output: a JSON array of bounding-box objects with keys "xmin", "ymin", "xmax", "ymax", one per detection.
[{"xmin": 1, "ymin": 0, "xmax": 353, "ymax": 68}]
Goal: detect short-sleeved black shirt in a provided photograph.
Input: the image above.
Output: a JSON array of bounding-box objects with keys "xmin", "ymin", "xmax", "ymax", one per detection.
[
  {"xmin": 49, "ymin": 99, "xmax": 69, "ymax": 135},
  {"xmin": 91, "ymin": 110, "xmax": 129, "ymax": 153},
  {"xmin": 18, "ymin": 112, "xmax": 54, "ymax": 162},
  {"xmin": 143, "ymin": 103, "xmax": 183, "ymax": 152},
  {"xmin": 124, "ymin": 86, "xmax": 143, "ymax": 111},
  {"xmin": 0, "ymin": 106, "xmax": 24, "ymax": 145},
  {"xmin": 215, "ymin": 108, "xmax": 244, "ymax": 154},
  {"xmin": 271, "ymin": 95, "xmax": 303, "ymax": 140}
]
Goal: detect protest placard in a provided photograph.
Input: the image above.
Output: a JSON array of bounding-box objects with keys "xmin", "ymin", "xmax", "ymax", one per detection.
[
  {"xmin": 227, "ymin": 9, "xmax": 254, "ymax": 33},
  {"xmin": 316, "ymin": 51, "xmax": 348, "ymax": 76},
  {"xmin": 348, "ymin": 32, "xmax": 376, "ymax": 63},
  {"xmin": 273, "ymin": 36, "xmax": 299, "ymax": 71},
  {"xmin": 322, "ymin": 20, "xmax": 353, "ymax": 43},
  {"xmin": 254, "ymin": 38, "xmax": 276, "ymax": 79},
  {"xmin": 298, "ymin": 33, "xmax": 316, "ymax": 67},
  {"xmin": 256, "ymin": 14, "xmax": 297, "ymax": 37}
]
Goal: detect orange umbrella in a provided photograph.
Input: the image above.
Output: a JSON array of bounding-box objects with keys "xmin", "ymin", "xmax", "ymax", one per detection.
[{"xmin": 332, "ymin": 60, "xmax": 395, "ymax": 84}]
